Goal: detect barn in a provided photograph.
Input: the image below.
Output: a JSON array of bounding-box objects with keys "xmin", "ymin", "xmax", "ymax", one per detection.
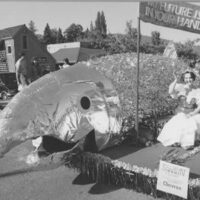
[{"xmin": 0, "ymin": 24, "xmax": 56, "ymax": 89}]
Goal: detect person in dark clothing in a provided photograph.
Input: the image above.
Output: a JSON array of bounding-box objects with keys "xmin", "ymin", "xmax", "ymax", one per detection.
[{"xmin": 31, "ymin": 57, "xmax": 41, "ymax": 81}]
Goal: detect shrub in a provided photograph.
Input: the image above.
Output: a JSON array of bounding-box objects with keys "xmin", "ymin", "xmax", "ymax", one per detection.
[{"xmin": 85, "ymin": 53, "xmax": 200, "ymax": 139}]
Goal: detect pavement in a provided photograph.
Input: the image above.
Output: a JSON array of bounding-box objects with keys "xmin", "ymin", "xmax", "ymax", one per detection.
[
  {"xmin": 1, "ymin": 138, "xmax": 200, "ymax": 200},
  {"xmin": 0, "ymin": 141, "xmax": 167, "ymax": 200}
]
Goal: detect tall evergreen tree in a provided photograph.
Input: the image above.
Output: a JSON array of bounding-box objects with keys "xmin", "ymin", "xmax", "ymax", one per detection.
[
  {"xmin": 43, "ymin": 23, "xmax": 53, "ymax": 44},
  {"xmin": 100, "ymin": 11, "xmax": 107, "ymax": 37},
  {"xmin": 95, "ymin": 11, "xmax": 101, "ymax": 35},
  {"xmin": 56, "ymin": 28, "xmax": 65, "ymax": 43},
  {"xmin": 94, "ymin": 11, "xmax": 107, "ymax": 38},
  {"xmin": 90, "ymin": 21, "xmax": 94, "ymax": 32},
  {"xmin": 51, "ymin": 28, "xmax": 60, "ymax": 44},
  {"xmin": 28, "ymin": 20, "xmax": 37, "ymax": 34}
]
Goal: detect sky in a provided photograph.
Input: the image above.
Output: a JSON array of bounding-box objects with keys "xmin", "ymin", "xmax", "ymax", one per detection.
[{"xmin": 1, "ymin": 1, "xmax": 200, "ymax": 43}]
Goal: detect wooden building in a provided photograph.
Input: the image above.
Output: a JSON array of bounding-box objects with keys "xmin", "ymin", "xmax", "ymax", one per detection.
[{"xmin": 0, "ymin": 24, "xmax": 56, "ymax": 89}]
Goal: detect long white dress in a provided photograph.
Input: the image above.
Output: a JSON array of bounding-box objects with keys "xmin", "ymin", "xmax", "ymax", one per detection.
[{"xmin": 157, "ymin": 87, "xmax": 200, "ymax": 148}]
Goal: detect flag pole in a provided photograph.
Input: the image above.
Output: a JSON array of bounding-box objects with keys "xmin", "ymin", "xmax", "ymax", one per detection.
[{"xmin": 135, "ymin": 16, "xmax": 141, "ymax": 145}]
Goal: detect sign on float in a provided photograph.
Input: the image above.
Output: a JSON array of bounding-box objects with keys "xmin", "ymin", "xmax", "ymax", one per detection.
[{"xmin": 157, "ymin": 160, "xmax": 190, "ymax": 199}]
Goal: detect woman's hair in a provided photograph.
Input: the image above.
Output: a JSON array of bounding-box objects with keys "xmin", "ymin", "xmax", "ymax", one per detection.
[{"xmin": 180, "ymin": 71, "xmax": 196, "ymax": 82}]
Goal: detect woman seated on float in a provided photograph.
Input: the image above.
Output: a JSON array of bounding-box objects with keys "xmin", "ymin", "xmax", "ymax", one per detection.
[{"xmin": 157, "ymin": 70, "xmax": 200, "ymax": 150}]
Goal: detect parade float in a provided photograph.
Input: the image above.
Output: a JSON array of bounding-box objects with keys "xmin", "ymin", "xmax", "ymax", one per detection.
[
  {"xmin": 2, "ymin": 1, "xmax": 200, "ymax": 199},
  {"xmin": 1, "ymin": 52, "xmax": 200, "ymax": 199}
]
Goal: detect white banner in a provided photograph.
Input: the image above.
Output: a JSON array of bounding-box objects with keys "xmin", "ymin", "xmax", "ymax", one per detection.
[{"xmin": 140, "ymin": 2, "xmax": 200, "ymax": 34}]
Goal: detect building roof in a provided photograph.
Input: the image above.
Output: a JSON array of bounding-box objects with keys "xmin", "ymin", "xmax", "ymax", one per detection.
[
  {"xmin": 52, "ymin": 47, "xmax": 106, "ymax": 63},
  {"xmin": 47, "ymin": 42, "xmax": 80, "ymax": 54},
  {"xmin": 0, "ymin": 24, "xmax": 25, "ymax": 40},
  {"xmin": 50, "ymin": 42, "xmax": 106, "ymax": 64},
  {"xmin": 52, "ymin": 47, "xmax": 80, "ymax": 63},
  {"xmin": 78, "ymin": 48, "xmax": 106, "ymax": 62}
]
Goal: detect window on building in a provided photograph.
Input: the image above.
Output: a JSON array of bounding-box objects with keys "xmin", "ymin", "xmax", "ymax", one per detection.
[
  {"xmin": 22, "ymin": 35, "xmax": 27, "ymax": 49},
  {"xmin": 7, "ymin": 46, "xmax": 12, "ymax": 54}
]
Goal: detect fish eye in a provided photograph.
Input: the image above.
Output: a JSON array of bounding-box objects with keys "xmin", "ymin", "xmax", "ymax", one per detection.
[{"xmin": 80, "ymin": 96, "xmax": 91, "ymax": 110}]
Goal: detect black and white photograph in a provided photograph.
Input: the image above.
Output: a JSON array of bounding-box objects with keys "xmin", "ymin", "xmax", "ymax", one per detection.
[{"xmin": 1, "ymin": 1, "xmax": 200, "ymax": 200}]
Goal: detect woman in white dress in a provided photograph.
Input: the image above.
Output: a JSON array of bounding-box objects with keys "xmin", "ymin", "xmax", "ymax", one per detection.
[{"xmin": 157, "ymin": 70, "xmax": 200, "ymax": 150}]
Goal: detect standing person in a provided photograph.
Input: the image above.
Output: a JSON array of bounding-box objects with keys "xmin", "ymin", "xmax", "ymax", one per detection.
[
  {"xmin": 157, "ymin": 70, "xmax": 200, "ymax": 149},
  {"xmin": 15, "ymin": 52, "xmax": 29, "ymax": 91}
]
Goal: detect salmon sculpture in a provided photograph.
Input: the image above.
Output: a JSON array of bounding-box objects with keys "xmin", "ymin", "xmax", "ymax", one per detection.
[{"xmin": 0, "ymin": 63, "xmax": 122, "ymax": 168}]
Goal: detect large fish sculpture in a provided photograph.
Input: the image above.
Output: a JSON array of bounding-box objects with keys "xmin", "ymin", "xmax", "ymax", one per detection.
[{"xmin": 0, "ymin": 63, "xmax": 122, "ymax": 168}]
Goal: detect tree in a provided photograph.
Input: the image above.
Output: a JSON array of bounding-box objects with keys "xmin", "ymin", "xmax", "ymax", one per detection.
[
  {"xmin": 51, "ymin": 28, "xmax": 58, "ymax": 44},
  {"xmin": 86, "ymin": 21, "xmax": 96, "ymax": 40},
  {"xmin": 122, "ymin": 20, "xmax": 138, "ymax": 53},
  {"xmin": 35, "ymin": 34, "xmax": 43, "ymax": 43},
  {"xmin": 56, "ymin": 28, "xmax": 65, "ymax": 43},
  {"xmin": 90, "ymin": 21, "xmax": 94, "ymax": 32},
  {"xmin": 43, "ymin": 23, "xmax": 53, "ymax": 44},
  {"xmin": 95, "ymin": 11, "xmax": 101, "ymax": 35},
  {"xmin": 100, "ymin": 11, "xmax": 107, "ymax": 37},
  {"xmin": 151, "ymin": 31, "xmax": 161, "ymax": 46},
  {"xmin": 176, "ymin": 40, "xmax": 198, "ymax": 61},
  {"xmin": 82, "ymin": 28, "xmax": 90, "ymax": 39},
  {"xmin": 64, "ymin": 23, "xmax": 83, "ymax": 42},
  {"xmin": 94, "ymin": 11, "xmax": 107, "ymax": 38},
  {"xmin": 125, "ymin": 20, "xmax": 137, "ymax": 40},
  {"xmin": 28, "ymin": 20, "xmax": 37, "ymax": 34},
  {"xmin": 80, "ymin": 11, "xmax": 107, "ymax": 49}
]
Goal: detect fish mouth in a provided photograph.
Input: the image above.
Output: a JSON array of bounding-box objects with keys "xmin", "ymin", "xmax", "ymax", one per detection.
[{"xmin": 36, "ymin": 135, "xmax": 78, "ymax": 155}]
